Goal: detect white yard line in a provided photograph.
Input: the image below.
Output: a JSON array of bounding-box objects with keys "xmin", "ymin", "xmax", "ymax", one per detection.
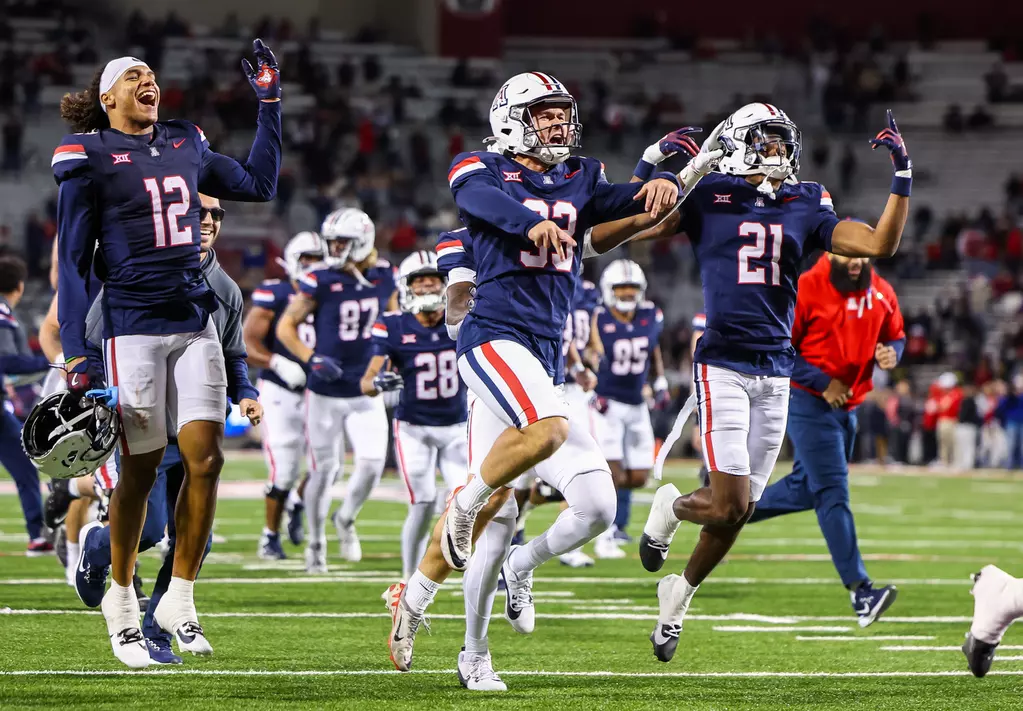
[
  {"xmin": 713, "ymin": 626, "xmax": 853, "ymax": 633},
  {"xmin": 882, "ymin": 645, "xmax": 1023, "ymax": 651},
  {"xmin": 2, "ymin": 668, "xmax": 1021, "ymax": 678},
  {"xmin": 0, "ymin": 576, "xmax": 976, "ymax": 587},
  {"xmin": 796, "ymin": 635, "xmax": 935, "ymax": 641}
]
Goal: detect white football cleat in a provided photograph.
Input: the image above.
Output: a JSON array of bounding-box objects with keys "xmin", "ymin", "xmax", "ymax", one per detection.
[
  {"xmin": 305, "ymin": 541, "xmax": 328, "ymax": 574},
  {"xmin": 638, "ymin": 483, "xmax": 682, "ymax": 572},
  {"xmin": 154, "ymin": 594, "xmax": 213, "ymax": 656},
  {"xmin": 100, "ymin": 586, "xmax": 150, "ymax": 669},
  {"xmin": 333, "ymin": 510, "xmax": 362, "ymax": 562},
  {"xmin": 458, "ymin": 649, "xmax": 507, "ymax": 691},
  {"xmin": 594, "ymin": 529, "xmax": 626, "ymax": 560},
  {"xmin": 650, "ymin": 573, "xmax": 687, "ymax": 663},
  {"xmin": 559, "ymin": 549, "xmax": 596, "ymax": 568},
  {"xmin": 381, "ymin": 579, "xmax": 406, "ymax": 603},
  {"xmin": 963, "ymin": 565, "xmax": 1023, "ymax": 677},
  {"xmin": 440, "ymin": 486, "xmax": 480, "ymax": 571},
  {"xmin": 387, "ymin": 583, "xmax": 426, "ymax": 672},
  {"xmin": 501, "ymin": 546, "xmax": 535, "ymax": 634}
]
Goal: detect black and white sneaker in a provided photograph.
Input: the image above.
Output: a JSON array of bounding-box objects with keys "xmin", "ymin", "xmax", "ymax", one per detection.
[
  {"xmin": 650, "ymin": 574, "xmax": 686, "ymax": 663},
  {"xmin": 501, "ymin": 546, "xmax": 535, "ymax": 634},
  {"xmin": 457, "ymin": 647, "xmax": 507, "ymax": 691},
  {"xmin": 639, "ymin": 484, "xmax": 682, "ymax": 573},
  {"xmin": 850, "ymin": 582, "xmax": 897, "ymax": 628},
  {"xmin": 44, "ymin": 478, "xmax": 76, "ymax": 529}
]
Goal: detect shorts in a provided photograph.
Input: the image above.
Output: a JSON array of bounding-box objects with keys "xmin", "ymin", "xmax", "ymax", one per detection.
[
  {"xmin": 466, "ymin": 384, "xmax": 607, "ymax": 494},
  {"xmin": 597, "ymin": 397, "xmax": 655, "ymax": 469},
  {"xmin": 259, "ymin": 379, "xmax": 307, "ymax": 491},
  {"xmin": 458, "ymin": 340, "xmax": 569, "ymax": 430},
  {"xmin": 393, "ymin": 420, "xmax": 468, "ymax": 504},
  {"xmin": 694, "ymin": 362, "xmax": 789, "ymax": 503},
  {"xmin": 104, "ymin": 319, "xmax": 227, "ymax": 456},
  {"xmin": 304, "ymin": 391, "xmax": 388, "ymax": 475}
]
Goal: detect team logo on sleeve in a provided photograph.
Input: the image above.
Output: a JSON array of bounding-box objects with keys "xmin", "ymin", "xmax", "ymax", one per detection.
[
  {"xmin": 502, "ymin": 170, "xmax": 522, "ymax": 182},
  {"xmin": 713, "ymin": 194, "xmax": 732, "ymax": 204},
  {"xmin": 111, "ymin": 153, "xmax": 131, "ymax": 165},
  {"xmin": 402, "ymin": 334, "xmax": 417, "ymax": 344}
]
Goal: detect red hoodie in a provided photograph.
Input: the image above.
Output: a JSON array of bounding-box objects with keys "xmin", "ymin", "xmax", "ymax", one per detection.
[{"xmin": 791, "ymin": 255, "xmax": 905, "ymax": 409}]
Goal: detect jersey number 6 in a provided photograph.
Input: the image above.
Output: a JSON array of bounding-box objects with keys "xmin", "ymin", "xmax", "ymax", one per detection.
[
  {"xmin": 737, "ymin": 222, "xmax": 783, "ymax": 286},
  {"xmin": 520, "ymin": 199, "xmax": 577, "ymax": 272}
]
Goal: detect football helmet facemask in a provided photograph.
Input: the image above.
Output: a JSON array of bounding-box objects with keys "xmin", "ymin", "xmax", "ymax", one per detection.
[
  {"xmin": 600, "ymin": 259, "xmax": 647, "ymax": 313},
  {"xmin": 717, "ymin": 102, "xmax": 801, "ymax": 182},
  {"xmin": 488, "ymin": 72, "xmax": 582, "ymax": 166},
  {"xmin": 320, "ymin": 208, "xmax": 375, "ymax": 268},
  {"xmin": 22, "ymin": 391, "xmax": 120, "ymax": 479},
  {"xmin": 398, "ymin": 251, "xmax": 446, "ymax": 315}
]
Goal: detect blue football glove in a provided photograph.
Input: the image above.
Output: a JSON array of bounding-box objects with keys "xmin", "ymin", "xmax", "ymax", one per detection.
[
  {"xmin": 309, "ymin": 355, "xmax": 343, "ymax": 382},
  {"xmin": 241, "ymin": 38, "xmax": 281, "ymax": 101},
  {"xmin": 870, "ymin": 109, "xmax": 911, "ymax": 173},
  {"xmin": 635, "ymin": 126, "xmax": 702, "ymax": 180},
  {"xmin": 66, "ymin": 358, "xmax": 105, "ymax": 397},
  {"xmin": 373, "ymin": 371, "xmax": 404, "ymax": 393}
]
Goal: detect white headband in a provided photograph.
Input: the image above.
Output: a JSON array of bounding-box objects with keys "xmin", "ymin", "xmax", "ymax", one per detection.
[{"xmin": 99, "ymin": 57, "xmax": 150, "ymax": 113}]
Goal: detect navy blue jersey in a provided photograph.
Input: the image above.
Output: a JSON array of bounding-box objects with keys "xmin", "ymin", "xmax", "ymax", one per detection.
[
  {"xmin": 562, "ymin": 278, "xmax": 599, "ymax": 368},
  {"xmin": 54, "ymin": 103, "xmax": 281, "ymax": 358},
  {"xmin": 299, "ymin": 260, "xmax": 397, "ymax": 397},
  {"xmin": 372, "ymin": 311, "xmax": 467, "ymax": 426},
  {"xmin": 679, "ymin": 173, "xmax": 838, "ymax": 377},
  {"xmin": 250, "ymin": 279, "xmax": 315, "ymax": 393},
  {"xmin": 594, "ymin": 301, "xmax": 664, "ymax": 405},
  {"xmin": 447, "ymin": 150, "xmax": 677, "ymax": 377}
]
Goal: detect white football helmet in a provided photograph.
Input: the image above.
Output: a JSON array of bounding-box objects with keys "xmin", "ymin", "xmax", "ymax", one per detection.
[
  {"xmin": 22, "ymin": 392, "xmax": 120, "ymax": 479},
  {"xmin": 600, "ymin": 259, "xmax": 647, "ymax": 313},
  {"xmin": 320, "ymin": 208, "xmax": 375, "ymax": 268},
  {"xmin": 278, "ymin": 231, "xmax": 325, "ymax": 281},
  {"xmin": 716, "ymin": 102, "xmax": 801, "ymax": 181},
  {"xmin": 488, "ymin": 72, "xmax": 581, "ymax": 166},
  {"xmin": 398, "ymin": 251, "xmax": 445, "ymax": 315}
]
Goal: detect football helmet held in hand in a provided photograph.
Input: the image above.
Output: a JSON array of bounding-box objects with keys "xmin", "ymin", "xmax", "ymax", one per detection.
[{"xmin": 22, "ymin": 391, "xmax": 120, "ymax": 479}]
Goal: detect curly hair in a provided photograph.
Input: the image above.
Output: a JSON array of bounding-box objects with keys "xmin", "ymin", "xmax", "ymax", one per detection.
[{"xmin": 59, "ymin": 67, "xmax": 109, "ymax": 133}]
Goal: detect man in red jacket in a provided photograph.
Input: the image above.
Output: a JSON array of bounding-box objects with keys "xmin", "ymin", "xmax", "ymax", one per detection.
[{"xmin": 747, "ymin": 248, "xmax": 906, "ymax": 627}]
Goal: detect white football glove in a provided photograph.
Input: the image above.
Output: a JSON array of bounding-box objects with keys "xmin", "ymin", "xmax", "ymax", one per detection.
[
  {"xmin": 678, "ymin": 121, "xmax": 729, "ymax": 189},
  {"xmin": 270, "ymin": 354, "xmax": 307, "ymax": 389}
]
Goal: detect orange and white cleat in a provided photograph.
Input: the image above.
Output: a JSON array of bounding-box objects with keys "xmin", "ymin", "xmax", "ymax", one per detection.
[{"xmin": 387, "ymin": 582, "xmax": 426, "ymax": 672}]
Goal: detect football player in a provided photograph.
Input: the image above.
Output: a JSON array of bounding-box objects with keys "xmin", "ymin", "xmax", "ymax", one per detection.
[
  {"xmin": 361, "ymin": 251, "xmax": 467, "ymax": 583},
  {"xmin": 244, "ymin": 231, "xmax": 325, "ymax": 559},
  {"xmin": 387, "ymin": 106, "xmax": 694, "ymax": 679},
  {"xmin": 276, "ymin": 208, "xmax": 398, "ymax": 572},
  {"xmin": 54, "ymin": 43, "xmax": 280, "ymax": 666},
  {"xmin": 638, "ymin": 106, "xmax": 911, "ymax": 663},
  {"xmin": 591, "ymin": 259, "xmax": 666, "ymax": 558},
  {"xmin": 75, "ymin": 194, "xmax": 263, "ymax": 666}
]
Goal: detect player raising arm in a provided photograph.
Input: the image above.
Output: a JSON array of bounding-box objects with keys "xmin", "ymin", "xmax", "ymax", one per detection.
[
  {"xmin": 637, "ymin": 105, "xmax": 910, "ymax": 664},
  {"xmin": 54, "ymin": 41, "xmax": 281, "ymax": 667}
]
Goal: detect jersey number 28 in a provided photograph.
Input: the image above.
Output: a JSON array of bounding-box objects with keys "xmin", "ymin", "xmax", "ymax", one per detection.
[
  {"xmin": 737, "ymin": 222, "xmax": 783, "ymax": 286},
  {"xmin": 415, "ymin": 351, "xmax": 459, "ymax": 400},
  {"xmin": 519, "ymin": 199, "xmax": 577, "ymax": 271}
]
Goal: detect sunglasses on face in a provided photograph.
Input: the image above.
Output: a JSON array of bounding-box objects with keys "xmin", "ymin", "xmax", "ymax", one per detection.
[{"xmin": 200, "ymin": 207, "xmax": 225, "ymax": 222}]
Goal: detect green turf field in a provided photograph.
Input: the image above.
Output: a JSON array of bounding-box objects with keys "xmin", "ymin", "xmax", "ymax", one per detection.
[{"xmin": 1, "ymin": 459, "xmax": 1022, "ymax": 710}]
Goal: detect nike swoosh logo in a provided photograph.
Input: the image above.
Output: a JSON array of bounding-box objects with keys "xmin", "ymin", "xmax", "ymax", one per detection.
[
  {"xmin": 783, "ymin": 196, "xmax": 799, "ymax": 202},
  {"xmin": 566, "ymin": 169, "xmax": 581, "ymax": 179},
  {"xmin": 855, "ymin": 602, "xmax": 871, "ymax": 615},
  {"xmin": 392, "ymin": 630, "xmax": 404, "ymax": 642},
  {"xmin": 177, "ymin": 630, "xmax": 196, "ymax": 644},
  {"xmin": 173, "ymin": 139, "xmax": 186, "ymax": 148}
]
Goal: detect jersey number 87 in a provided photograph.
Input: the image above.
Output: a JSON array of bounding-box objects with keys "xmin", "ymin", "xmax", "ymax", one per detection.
[{"xmin": 519, "ymin": 199, "xmax": 577, "ymax": 272}]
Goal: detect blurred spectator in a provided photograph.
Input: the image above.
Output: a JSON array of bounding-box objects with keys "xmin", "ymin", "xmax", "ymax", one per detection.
[
  {"xmin": 967, "ymin": 105, "xmax": 994, "ymax": 130},
  {"xmin": 986, "ymin": 63, "xmax": 1009, "ymax": 103},
  {"xmin": 935, "ymin": 372, "xmax": 962, "ymax": 467},
  {"xmin": 980, "ymin": 380, "xmax": 1009, "ymax": 467},
  {"xmin": 1, "ymin": 113, "xmax": 23, "ymax": 174},
  {"xmin": 996, "ymin": 375, "xmax": 1023, "ymax": 469},
  {"xmin": 955, "ymin": 383, "xmax": 982, "ymax": 470},
  {"xmin": 943, "ymin": 104, "xmax": 965, "ymax": 133},
  {"xmin": 839, "ymin": 144, "xmax": 857, "ymax": 192},
  {"xmin": 888, "ymin": 380, "xmax": 916, "ymax": 463}
]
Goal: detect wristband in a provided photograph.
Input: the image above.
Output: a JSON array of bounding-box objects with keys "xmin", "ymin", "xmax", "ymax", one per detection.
[
  {"xmin": 891, "ymin": 173, "xmax": 912, "ymax": 197},
  {"xmin": 570, "ymin": 362, "xmax": 586, "ymax": 376},
  {"xmin": 633, "ymin": 159, "xmax": 655, "ymax": 181},
  {"xmin": 653, "ymin": 375, "xmax": 668, "ymax": 392}
]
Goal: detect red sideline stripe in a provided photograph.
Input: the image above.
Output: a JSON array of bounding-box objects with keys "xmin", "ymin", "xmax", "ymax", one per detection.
[
  {"xmin": 109, "ymin": 338, "xmax": 130, "ymax": 456},
  {"xmin": 53, "ymin": 144, "xmax": 85, "ymax": 155},
  {"xmin": 700, "ymin": 364, "xmax": 717, "ymax": 471},
  {"xmin": 304, "ymin": 391, "xmax": 317, "ymax": 472},
  {"xmin": 447, "ymin": 156, "xmax": 481, "ymax": 183},
  {"xmin": 393, "ymin": 420, "xmax": 414, "ymax": 504},
  {"xmin": 436, "ymin": 240, "xmax": 463, "ymax": 251},
  {"xmin": 258, "ymin": 380, "xmax": 277, "ymax": 485},
  {"xmin": 480, "ymin": 343, "xmax": 538, "ymax": 426}
]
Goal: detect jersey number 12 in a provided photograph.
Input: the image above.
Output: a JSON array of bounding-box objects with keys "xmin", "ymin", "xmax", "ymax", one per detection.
[
  {"xmin": 144, "ymin": 176, "xmax": 192, "ymax": 248},
  {"xmin": 737, "ymin": 222, "xmax": 783, "ymax": 286}
]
